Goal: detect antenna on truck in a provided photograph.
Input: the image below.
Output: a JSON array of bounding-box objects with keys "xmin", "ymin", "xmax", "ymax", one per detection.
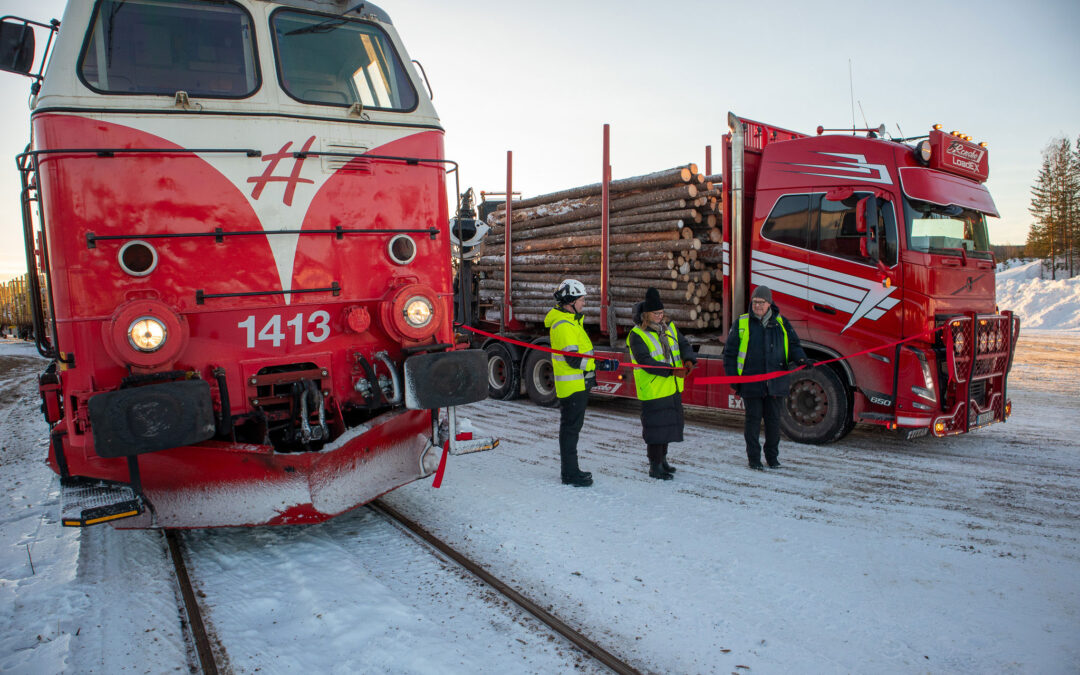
[{"xmin": 849, "ymin": 59, "xmax": 856, "ymax": 135}]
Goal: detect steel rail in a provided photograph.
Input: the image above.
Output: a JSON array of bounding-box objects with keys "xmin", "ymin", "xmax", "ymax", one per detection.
[
  {"xmin": 371, "ymin": 500, "xmax": 643, "ymax": 675},
  {"xmin": 164, "ymin": 530, "xmax": 220, "ymax": 675}
]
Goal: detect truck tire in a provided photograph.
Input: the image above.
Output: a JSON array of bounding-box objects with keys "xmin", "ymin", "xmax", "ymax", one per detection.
[
  {"xmin": 484, "ymin": 342, "xmax": 519, "ymax": 400},
  {"xmin": 779, "ymin": 364, "xmax": 850, "ymax": 444},
  {"xmin": 522, "ymin": 348, "xmax": 559, "ymax": 407}
]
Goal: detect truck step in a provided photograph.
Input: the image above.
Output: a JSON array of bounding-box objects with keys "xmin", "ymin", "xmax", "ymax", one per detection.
[{"xmin": 60, "ymin": 477, "xmax": 144, "ymax": 527}]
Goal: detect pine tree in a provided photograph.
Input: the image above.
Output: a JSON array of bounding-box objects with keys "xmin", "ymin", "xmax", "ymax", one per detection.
[{"xmin": 1028, "ymin": 137, "xmax": 1080, "ymax": 279}]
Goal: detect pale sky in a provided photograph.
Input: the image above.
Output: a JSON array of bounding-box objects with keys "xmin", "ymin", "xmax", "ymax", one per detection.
[{"xmin": 2, "ymin": 0, "xmax": 1078, "ymax": 278}]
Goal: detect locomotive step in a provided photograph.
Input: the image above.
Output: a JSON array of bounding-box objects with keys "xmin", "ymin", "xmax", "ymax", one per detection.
[{"xmin": 60, "ymin": 477, "xmax": 145, "ymax": 527}]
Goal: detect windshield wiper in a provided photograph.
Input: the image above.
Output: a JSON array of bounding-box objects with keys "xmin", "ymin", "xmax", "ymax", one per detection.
[{"xmin": 284, "ymin": 3, "xmax": 365, "ymax": 36}]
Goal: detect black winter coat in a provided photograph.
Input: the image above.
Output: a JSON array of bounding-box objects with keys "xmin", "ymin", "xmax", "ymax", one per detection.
[
  {"xmin": 628, "ymin": 324, "xmax": 697, "ymax": 445},
  {"xmin": 722, "ymin": 304, "xmax": 807, "ymax": 398}
]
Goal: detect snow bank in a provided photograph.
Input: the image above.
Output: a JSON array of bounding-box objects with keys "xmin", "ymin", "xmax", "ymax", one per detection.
[{"xmin": 996, "ymin": 260, "xmax": 1080, "ymax": 330}]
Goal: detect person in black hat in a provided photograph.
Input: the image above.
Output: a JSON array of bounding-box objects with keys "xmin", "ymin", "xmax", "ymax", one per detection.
[
  {"xmin": 722, "ymin": 285, "xmax": 809, "ymax": 469},
  {"xmin": 627, "ymin": 287, "xmax": 697, "ymax": 479}
]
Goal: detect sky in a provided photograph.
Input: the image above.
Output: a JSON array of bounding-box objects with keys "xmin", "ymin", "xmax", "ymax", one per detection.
[{"xmin": 1, "ymin": 0, "xmax": 1078, "ymax": 277}]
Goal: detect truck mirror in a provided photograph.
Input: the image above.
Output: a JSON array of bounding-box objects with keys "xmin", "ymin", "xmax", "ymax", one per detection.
[
  {"xmin": 855, "ymin": 195, "xmax": 878, "ymax": 234},
  {"xmin": 0, "ymin": 20, "xmax": 35, "ymax": 75}
]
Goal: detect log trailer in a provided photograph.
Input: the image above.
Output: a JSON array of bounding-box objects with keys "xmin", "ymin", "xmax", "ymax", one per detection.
[{"xmin": 464, "ymin": 114, "xmax": 1019, "ymax": 444}]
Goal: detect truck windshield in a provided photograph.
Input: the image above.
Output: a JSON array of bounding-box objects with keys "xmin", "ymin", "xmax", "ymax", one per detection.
[
  {"xmin": 79, "ymin": 0, "xmax": 258, "ymax": 97},
  {"xmin": 272, "ymin": 10, "xmax": 417, "ymax": 111},
  {"xmin": 903, "ymin": 198, "xmax": 992, "ymax": 259}
]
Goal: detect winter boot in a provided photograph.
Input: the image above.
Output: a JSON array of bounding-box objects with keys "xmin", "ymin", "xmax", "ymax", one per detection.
[
  {"xmin": 661, "ymin": 459, "xmax": 676, "ymax": 473},
  {"xmin": 561, "ymin": 472, "xmax": 594, "ymax": 487},
  {"xmin": 561, "ymin": 451, "xmax": 592, "ymax": 484},
  {"xmin": 649, "ymin": 461, "xmax": 674, "ymax": 480}
]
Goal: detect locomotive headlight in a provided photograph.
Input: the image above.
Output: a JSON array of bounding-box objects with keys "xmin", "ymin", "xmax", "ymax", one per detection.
[
  {"xmin": 953, "ymin": 332, "xmax": 965, "ymax": 354},
  {"xmin": 127, "ymin": 316, "xmax": 167, "ymax": 352},
  {"xmin": 403, "ymin": 296, "xmax": 434, "ymax": 328}
]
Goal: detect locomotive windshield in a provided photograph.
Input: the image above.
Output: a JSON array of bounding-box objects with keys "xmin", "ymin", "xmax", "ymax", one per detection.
[
  {"xmin": 272, "ymin": 9, "xmax": 417, "ymax": 111},
  {"xmin": 903, "ymin": 198, "xmax": 992, "ymax": 259},
  {"xmin": 78, "ymin": 0, "xmax": 259, "ymax": 97}
]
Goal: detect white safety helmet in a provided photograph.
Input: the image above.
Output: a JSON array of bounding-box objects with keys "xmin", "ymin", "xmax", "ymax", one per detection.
[{"xmin": 554, "ymin": 278, "xmax": 587, "ymax": 305}]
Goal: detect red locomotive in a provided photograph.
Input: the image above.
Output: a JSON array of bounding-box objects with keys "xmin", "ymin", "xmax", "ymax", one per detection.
[{"xmin": 1, "ymin": 0, "xmax": 490, "ymax": 528}]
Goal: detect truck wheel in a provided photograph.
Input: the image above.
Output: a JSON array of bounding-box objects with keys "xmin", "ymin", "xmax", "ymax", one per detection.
[
  {"xmin": 484, "ymin": 342, "xmax": 519, "ymax": 400},
  {"xmin": 779, "ymin": 365, "xmax": 850, "ymax": 444},
  {"xmin": 522, "ymin": 348, "xmax": 559, "ymax": 407}
]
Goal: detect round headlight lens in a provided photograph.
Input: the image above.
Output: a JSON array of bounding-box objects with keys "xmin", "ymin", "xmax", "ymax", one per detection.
[
  {"xmin": 403, "ymin": 296, "xmax": 433, "ymax": 328},
  {"xmin": 915, "ymin": 140, "xmax": 932, "ymax": 164},
  {"xmin": 128, "ymin": 317, "xmax": 167, "ymax": 352}
]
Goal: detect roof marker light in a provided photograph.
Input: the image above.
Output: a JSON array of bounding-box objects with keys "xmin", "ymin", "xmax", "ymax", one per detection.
[{"xmin": 932, "ymin": 124, "xmax": 943, "ymax": 130}]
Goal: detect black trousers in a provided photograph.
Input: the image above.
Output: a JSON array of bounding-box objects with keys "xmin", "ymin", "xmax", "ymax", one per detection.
[
  {"xmin": 743, "ymin": 395, "xmax": 782, "ymax": 465},
  {"xmin": 646, "ymin": 443, "xmax": 668, "ymax": 463},
  {"xmin": 559, "ymin": 390, "xmax": 589, "ymax": 476}
]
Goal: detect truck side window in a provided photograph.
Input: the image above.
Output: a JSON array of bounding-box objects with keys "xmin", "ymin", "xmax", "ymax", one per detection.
[
  {"xmin": 761, "ymin": 195, "xmax": 810, "ymax": 249},
  {"xmin": 814, "ymin": 193, "xmax": 898, "ymax": 266},
  {"xmin": 78, "ymin": 0, "xmax": 259, "ymax": 98}
]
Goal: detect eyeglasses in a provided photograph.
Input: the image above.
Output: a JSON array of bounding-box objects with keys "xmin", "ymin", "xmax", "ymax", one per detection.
[{"xmin": 751, "ymin": 300, "xmax": 769, "ymax": 306}]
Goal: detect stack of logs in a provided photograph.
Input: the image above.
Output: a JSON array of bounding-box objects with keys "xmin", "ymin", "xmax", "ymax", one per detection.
[{"xmin": 472, "ymin": 165, "xmax": 725, "ymax": 329}]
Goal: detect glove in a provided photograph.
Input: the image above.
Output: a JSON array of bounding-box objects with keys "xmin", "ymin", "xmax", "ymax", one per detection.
[
  {"xmin": 584, "ymin": 372, "xmax": 596, "ymax": 390},
  {"xmin": 672, "ymin": 367, "xmax": 688, "ymax": 378},
  {"xmin": 596, "ymin": 359, "xmax": 621, "ymax": 372},
  {"xmin": 798, "ymin": 358, "xmax": 814, "ymax": 368},
  {"xmin": 685, "ymin": 361, "xmax": 697, "ymax": 375}
]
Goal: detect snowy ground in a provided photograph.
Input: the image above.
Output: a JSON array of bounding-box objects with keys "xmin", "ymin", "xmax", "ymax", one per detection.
[{"xmin": 2, "ymin": 273, "xmax": 1079, "ymax": 674}]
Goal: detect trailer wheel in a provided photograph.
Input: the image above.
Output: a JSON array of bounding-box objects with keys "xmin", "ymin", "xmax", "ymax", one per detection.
[
  {"xmin": 522, "ymin": 348, "xmax": 559, "ymax": 407},
  {"xmin": 779, "ymin": 365, "xmax": 850, "ymax": 445},
  {"xmin": 484, "ymin": 342, "xmax": 520, "ymax": 400}
]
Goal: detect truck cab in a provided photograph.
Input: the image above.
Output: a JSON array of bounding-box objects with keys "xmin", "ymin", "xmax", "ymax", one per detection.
[{"xmin": 725, "ymin": 115, "xmax": 1016, "ymax": 443}]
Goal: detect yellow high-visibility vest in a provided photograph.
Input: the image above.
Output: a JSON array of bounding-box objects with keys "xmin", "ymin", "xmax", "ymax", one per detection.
[
  {"xmin": 545, "ymin": 308, "xmax": 595, "ymax": 398},
  {"xmin": 736, "ymin": 313, "xmax": 788, "ymax": 375},
  {"xmin": 629, "ymin": 323, "xmax": 683, "ymax": 401}
]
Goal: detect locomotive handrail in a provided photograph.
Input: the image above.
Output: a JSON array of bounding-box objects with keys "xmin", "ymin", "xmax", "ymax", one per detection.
[
  {"xmin": 86, "ymin": 226, "xmax": 440, "ymax": 248},
  {"xmin": 17, "ymin": 147, "xmax": 263, "ymax": 159},
  {"xmin": 196, "ymin": 282, "xmax": 341, "ymax": 305}
]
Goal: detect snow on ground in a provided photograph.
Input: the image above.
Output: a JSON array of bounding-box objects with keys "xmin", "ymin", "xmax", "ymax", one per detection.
[
  {"xmin": 996, "ymin": 259, "xmax": 1080, "ymax": 330},
  {"xmin": 1, "ymin": 270, "xmax": 1079, "ymax": 674}
]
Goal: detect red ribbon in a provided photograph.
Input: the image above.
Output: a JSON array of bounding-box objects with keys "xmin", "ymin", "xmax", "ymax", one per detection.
[
  {"xmin": 460, "ymin": 323, "xmax": 942, "ymax": 385},
  {"xmin": 431, "ymin": 440, "xmax": 450, "ymax": 488}
]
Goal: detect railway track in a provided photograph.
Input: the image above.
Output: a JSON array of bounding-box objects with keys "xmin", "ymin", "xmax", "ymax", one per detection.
[
  {"xmin": 164, "ymin": 507, "xmax": 641, "ymax": 675},
  {"xmin": 165, "ymin": 529, "xmax": 221, "ymax": 675},
  {"xmin": 370, "ymin": 500, "xmax": 643, "ymax": 675}
]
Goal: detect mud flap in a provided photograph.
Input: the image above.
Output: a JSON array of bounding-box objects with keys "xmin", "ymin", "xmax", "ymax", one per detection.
[
  {"xmin": 88, "ymin": 380, "xmax": 216, "ymax": 457},
  {"xmin": 404, "ymin": 349, "xmax": 488, "ymax": 410}
]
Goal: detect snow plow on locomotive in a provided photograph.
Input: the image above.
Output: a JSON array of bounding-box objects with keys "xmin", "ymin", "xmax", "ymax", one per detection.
[{"xmin": 1, "ymin": 0, "xmax": 492, "ymax": 528}]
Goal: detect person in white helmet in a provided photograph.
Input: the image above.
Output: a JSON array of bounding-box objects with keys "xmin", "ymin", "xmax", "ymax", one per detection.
[{"xmin": 544, "ymin": 279, "xmax": 619, "ymax": 487}]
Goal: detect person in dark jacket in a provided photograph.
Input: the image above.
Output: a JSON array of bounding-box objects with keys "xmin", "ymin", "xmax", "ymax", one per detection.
[
  {"xmin": 723, "ymin": 285, "xmax": 809, "ymax": 469},
  {"xmin": 628, "ymin": 287, "xmax": 698, "ymax": 479}
]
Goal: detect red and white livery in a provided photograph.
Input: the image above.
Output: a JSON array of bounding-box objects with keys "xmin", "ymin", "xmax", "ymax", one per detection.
[{"xmin": 2, "ymin": 0, "xmax": 490, "ymax": 528}]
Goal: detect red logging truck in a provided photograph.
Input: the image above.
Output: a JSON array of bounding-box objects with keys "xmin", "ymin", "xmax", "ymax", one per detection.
[
  {"xmin": 464, "ymin": 113, "xmax": 1019, "ymax": 444},
  {"xmin": 0, "ymin": 0, "xmax": 491, "ymax": 528}
]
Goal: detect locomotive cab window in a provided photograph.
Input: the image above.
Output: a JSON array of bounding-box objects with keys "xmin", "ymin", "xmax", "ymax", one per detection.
[
  {"xmin": 272, "ymin": 9, "xmax": 417, "ymax": 111},
  {"xmin": 78, "ymin": 0, "xmax": 259, "ymax": 97}
]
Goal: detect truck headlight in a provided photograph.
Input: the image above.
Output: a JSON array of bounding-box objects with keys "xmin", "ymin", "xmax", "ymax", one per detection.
[{"xmin": 128, "ymin": 317, "xmax": 167, "ymax": 352}]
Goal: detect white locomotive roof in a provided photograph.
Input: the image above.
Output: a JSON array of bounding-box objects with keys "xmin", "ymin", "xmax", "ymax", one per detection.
[{"xmin": 252, "ymin": 0, "xmax": 393, "ymax": 24}]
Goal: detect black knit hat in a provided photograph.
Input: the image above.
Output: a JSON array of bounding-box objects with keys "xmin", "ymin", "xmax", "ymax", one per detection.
[
  {"xmin": 642, "ymin": 287, "xmax": 664, "ymax": 312},
  {"xmin": 751, "ymin": 285, "xmax": 773, "ymax": 304}
]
